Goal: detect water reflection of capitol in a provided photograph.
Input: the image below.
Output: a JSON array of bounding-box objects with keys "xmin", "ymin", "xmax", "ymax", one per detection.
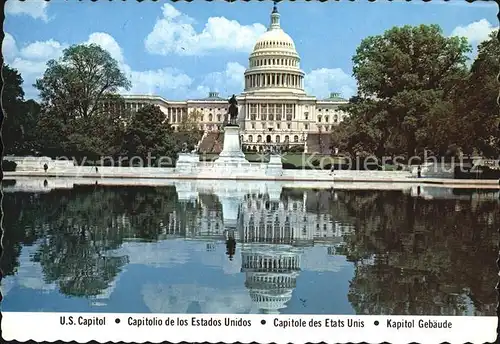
[{"xmin": 174, "ymin": 181, "xmax": 351, "ymax": 314}]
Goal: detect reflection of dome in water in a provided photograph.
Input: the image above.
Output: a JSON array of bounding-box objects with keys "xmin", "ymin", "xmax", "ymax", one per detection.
[
  {"xmin": 246, "ymin": 272, "xmax": 298, "ymax": 314},
  {"xmin": 241, "ymin": 246, "xmax": 302, "ymax": 314}
]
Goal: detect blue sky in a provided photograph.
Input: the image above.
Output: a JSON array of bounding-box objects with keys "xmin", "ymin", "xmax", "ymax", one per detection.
[{"xmin": 4, "ymin": 0, "xmax": 498, "ymax": 100}]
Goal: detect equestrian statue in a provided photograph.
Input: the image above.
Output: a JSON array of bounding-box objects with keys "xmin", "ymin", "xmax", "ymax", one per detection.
[{"xmin": 227, "ymin": 94, "xmax": 239, "ymax": 126}]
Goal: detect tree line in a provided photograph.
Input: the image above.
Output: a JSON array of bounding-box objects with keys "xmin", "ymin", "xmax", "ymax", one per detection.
[
  {"xmin": 2, "ymin": 44, "xmax": 202, "ymax": 165},
  {"xmin": 3, "ymin": 185, "xmax": 497, "ymax": 313},
  {"xmin": 332, "ymin": 25, "xmax": 499, "ymax": 161},
  {"xmin": 2, "ymin": 24, "xmax": 498, "ymax": 163}
]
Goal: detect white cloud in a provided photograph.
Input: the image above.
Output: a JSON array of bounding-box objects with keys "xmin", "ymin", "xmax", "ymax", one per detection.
[
  {"xmin": 4, "ymin": 34, "xmax": 66, "ymax": 98},
  {"xmin": 193, "ymin": 62, "xmax": 246, "ymax": 98},
  {"xmin": 86, "ymin": 32, "xmax": 125, "ymax": 64},
  {"xmin": 451, "ymin": 19, "xmax": 498, "ymax": 44},
  {"xmin": 304, "ymin": 68, "xmax": 356, "ymax": 99},
  {"xmin": 20, "ymin": 39, "xmax": 67, "ymax": 61},
  {"xmin": 5, "ymin": 0, "xmax": 50, "ymax": 22},
  {"xmin": 4, "ymin": 31, "xmax": 194, "ymax": 99},
  {"xmin": 145, "ymin": 3, "xmax": 266, "ymax": 56},
  {"xmin": 3, "ymin": 33, "xmax": 18, "ymax": 61},
  {"xmin": 85, "ymin": 32, "xmax": 193, "ymax": 95},
  {"xmin": 125, "ymin": 67, "xmax": 193, "ymax": 95}
]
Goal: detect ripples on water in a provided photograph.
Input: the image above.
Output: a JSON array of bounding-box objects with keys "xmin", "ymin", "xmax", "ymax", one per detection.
[{"xmin": 1, "ymin": 181, "xmax": 498, "ymax": 315}]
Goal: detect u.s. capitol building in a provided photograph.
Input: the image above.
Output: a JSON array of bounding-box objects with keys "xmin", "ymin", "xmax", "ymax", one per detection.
[{"xmin": 119, "ymin": 4, "xmax": 349, "ymax": 154}]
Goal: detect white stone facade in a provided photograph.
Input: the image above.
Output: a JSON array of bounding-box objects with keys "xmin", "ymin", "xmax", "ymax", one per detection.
[{"xmin": 114, "ymin": 4, "xmax": 349, "ymax": 151}]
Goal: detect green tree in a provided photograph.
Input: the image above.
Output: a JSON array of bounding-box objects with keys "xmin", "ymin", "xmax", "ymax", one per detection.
[
  {"xmin": 121, "ymin": 104, "xmax": 177, "ymax": 166},
  {"xmin": 1, "ymin": 65, "xmax": 42, "ymax": 156},
  {"xmin": 34, "ymin": 44, "xmax": 131, "ymax": 158},
  {"xmin": 35, "ymin": 44, "xmax": 130, "ymax": 119},
  {"xmin": 2, "ymin": 65, "xmax": 25, "ymax": 155},
  {"xmin": 455, "ymin": 30, "xmax": 500, "ymax": 157},
  {"xmin": 2, "ymin": 185, "xmax": 200, "ymax": 297},
  {"xmin": 329, "ymin": 190, "xmax": 499, "ymax": 316},
  {"xmin": 338, "ymin": 25, "xmax": 471, "ymax": 158},
  {"xmin": 177, "ymin": 109, "xmax": 204, "ymax": 152}
]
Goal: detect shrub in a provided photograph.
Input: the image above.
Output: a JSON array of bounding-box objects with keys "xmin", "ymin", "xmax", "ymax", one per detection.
[{"xmin": 3, "ymin": 160, "xmax": 17, "ymax": 171}]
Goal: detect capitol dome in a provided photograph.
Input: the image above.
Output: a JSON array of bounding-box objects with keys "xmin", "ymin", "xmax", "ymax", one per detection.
[{"xmin": 243, "ymin": 3, "xmax": 305, "ymax": 95}]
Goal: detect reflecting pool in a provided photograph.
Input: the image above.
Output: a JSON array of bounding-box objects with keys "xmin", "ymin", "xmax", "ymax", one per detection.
[{"xmin": 1, "ymin": 180, "xmax": 498, "ymax": 315}]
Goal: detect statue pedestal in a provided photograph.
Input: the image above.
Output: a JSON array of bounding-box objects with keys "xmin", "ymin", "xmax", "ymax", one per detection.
[
  {"xmin": 266, "ymin": 154, "xmax": 283, "ymax": 177},
  {"xmin": 214, "ymin": 125, "xmax": 250, "ymax": 167},
  {"xmin": 175, "ymin": 153, "xmax": 200, "ymax": 174}
]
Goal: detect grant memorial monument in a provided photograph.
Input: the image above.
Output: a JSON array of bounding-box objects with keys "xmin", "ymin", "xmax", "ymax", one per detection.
[{"xmin": 214, "ymin": 95, "xmax": 251, "ymax": 168}]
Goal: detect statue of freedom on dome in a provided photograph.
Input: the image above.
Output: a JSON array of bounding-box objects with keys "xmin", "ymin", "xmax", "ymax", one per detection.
[{"xmin": 227, "ymin": 94, "xmax": 239, "ymax": 126}]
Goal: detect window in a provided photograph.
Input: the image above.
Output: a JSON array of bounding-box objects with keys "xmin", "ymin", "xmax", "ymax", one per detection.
[
  {"xmin": 284, "ymin": 135, "xmax": 289, "ymax": 142},
  {"xmin": 304, "ymin": 124, "xmax": 309, "ymax": 130},
  {"xmin": 334, "ymin": 115, "xmax": 338, "ymax": 123},
  {"xmin": 287, "ymin": 123, "xmax": 291, "ymax": 130},
  {"xmin": 217, "ymin": 114, "xmax": 221, "ymax": 122},
  {"xmin": 261, "ymin": 104, "xmax": 268, "ymax": 115},
  {"xmin": 251, "ymin": 122, "xmax": 256, "ymax": 129},
  {"xmin": 304, "ymin": 112, "xmax": 309, "ymax": 120},
  {"xmin": 209, "ymin": 114, "xmax": 213, "ymax": 121},
  {"xmin": 257, "ymin": 135, "xmax": 262, "ymax": 142},
  {"xmin": 325, "ymin": 116, "xmax": 329, "ymax": 122},
  {"xmin": 276, "ymin": 123, "xmax": 280, "ymax": 129},
  {"xmin": 276, "ymin": 135, "xmax": 281, "ymax": 143},
  {"xmin": 293, "ymin": 135, "xmax": 299, "ymax": 143},
  {"xmin": 318, "ymin": 115, "xmax": 322, "ymax": 123},
  {"xmin": 248, "ymin": 135, "xmax": 253, "ymax": 143}
]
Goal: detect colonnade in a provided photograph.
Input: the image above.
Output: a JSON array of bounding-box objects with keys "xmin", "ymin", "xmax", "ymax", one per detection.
[
  {"xmin": 248, "ymin": 274, "xmax": 295, "ymax": 287},
  {"xmin": 243, "ymin": 254, "xmax": 300, "ymax": 271},
  {"xmin": 245, "ymin": 73, "xmax": 303, "ymax": 89},
  {"xmin": 167, "ymin": 107, "xmax": 187, "ymax": 123}
]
